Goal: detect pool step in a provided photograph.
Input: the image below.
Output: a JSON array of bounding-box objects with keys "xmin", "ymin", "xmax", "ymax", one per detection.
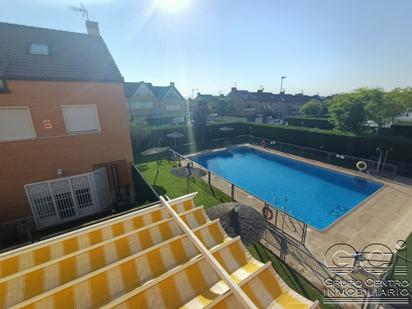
[{"xmin": 0, "ymin": 193, "xmax": 197, "ymax": 279}]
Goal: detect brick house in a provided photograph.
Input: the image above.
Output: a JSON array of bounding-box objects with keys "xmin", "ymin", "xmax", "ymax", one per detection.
[
  {"xmin": 0, "ymin": 21, "xmax": 134, "ymax": 230},
  {"xmin": 124, "ymin": 81, "xmax": 186, "ymax": 125},
  {"xmin": 226, "ymin": 87, "xmax": 322, "ymax": 118},
  {"xmin": 225, "ymin": 87, "xmax": 287, "ymax": 118}
]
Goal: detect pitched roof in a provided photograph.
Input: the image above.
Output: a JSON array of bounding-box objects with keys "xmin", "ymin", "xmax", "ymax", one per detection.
[
  {"xmin": 123, "ymin": 81, "xmax": 147, "ymax": 97},
  {"xmin": 228, "ymin": 88, "xmax": 321, "ymax": 105},
  {"xmin": 253, "ymin": 91, "xmax": 280, "ymax": 102},
  {"xmin": 230, "ymin": 90, "xmax": 259, "ymax": 101},
  {"xmin": 195, "ymin": 94, "xmax": 221, "ymax": 103},
  {"xmin": 0, "ymin": 22, "xmax": 122, "ymax": 82},
  {"xmin": 124, "ymin": 81, "xmax": 185, "ymax": 100}
]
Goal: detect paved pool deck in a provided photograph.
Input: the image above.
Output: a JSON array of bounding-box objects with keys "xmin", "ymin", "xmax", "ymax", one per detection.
[{"xmin": 188, "ymin": 144, "xmax": 412, "ymax": 295}]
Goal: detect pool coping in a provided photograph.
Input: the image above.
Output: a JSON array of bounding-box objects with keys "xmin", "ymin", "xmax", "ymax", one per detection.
[{"xmin": 187, "ymin": 143, "xmax": 386, "ymax": 232}]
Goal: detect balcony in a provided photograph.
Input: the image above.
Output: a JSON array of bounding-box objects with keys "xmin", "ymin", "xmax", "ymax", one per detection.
[{"xmin": 25, "ymin": 168, "xmax": 112, "ymax": 229}]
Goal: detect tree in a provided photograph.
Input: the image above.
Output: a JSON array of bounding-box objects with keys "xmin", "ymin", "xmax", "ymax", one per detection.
[
  {"xmin": 192, "ymin": 101, "xmax": 209, "ymax": 142},
  {"xmin": 352, "ymin": 88, "xmax": 404, "ymax": 127},
  {"xmin": 129, "ymin": 119, "xmax": 152, "ymax": 149},
  {"xmin": 329, "ymin": 93, "xmax": 367, "ymax": 133},
  {"xmin": 387, "ymin": 87, "xmax": 412, "ymax": 113},
  {"xmin": 211, "ymin": 97, "xmax": 229, "ymax": 119},
  {"xmin": 300, "ymin": 99, "xmax": 323, "ymax": 116}
]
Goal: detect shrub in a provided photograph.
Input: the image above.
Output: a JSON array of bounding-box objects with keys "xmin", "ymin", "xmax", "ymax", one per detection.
[
  {"xmin": 285, "ymin": 116, "xmax": 334, "ymax": 130},
  {"xmin": 299, "ymin": 99, "xmax": 323, "ymax": 116},
  {"xmin": 392, "ymin": 123, "xmax": 412, "ymax": 139}
]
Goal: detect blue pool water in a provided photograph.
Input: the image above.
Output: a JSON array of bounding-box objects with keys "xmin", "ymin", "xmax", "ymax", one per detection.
[{"xmin": 190, "ymin": 146, "xmax": 383, "ymax": 230}]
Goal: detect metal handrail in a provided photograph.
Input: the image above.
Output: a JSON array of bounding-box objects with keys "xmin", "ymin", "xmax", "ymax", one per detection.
[{"xmin": 159, "ymin": 196, "xmax": 258, "ymax": 309}]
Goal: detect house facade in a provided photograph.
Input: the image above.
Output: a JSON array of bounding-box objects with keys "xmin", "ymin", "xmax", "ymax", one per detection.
[
  {"xmin": 0, "ymin": 21, "xmax": 134, "ymax": 230},
  {"xmin": 226, "ymin": 87, "xmax": 322, "ymax": 118},
  {"xmin": 124, "ymin": 81, "xmax": 186, "ymax": 125}
]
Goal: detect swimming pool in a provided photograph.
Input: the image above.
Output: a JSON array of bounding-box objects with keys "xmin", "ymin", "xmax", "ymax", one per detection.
[{"xmin": 190, "ymin": 146, "xmax": 383, "ymax": 230}]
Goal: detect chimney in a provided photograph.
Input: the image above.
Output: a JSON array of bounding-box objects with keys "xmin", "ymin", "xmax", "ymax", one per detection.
[
  {"xmin": 197, "ymin": 92, "xmax": 201, "ymax": 96},
  {"xmin": 86, "ymin": 20, "xmax": 100, "ymax": 36},
  {"xmin": 257, "ymin": 89, "xmax": 263, "ymax": 93},
  {"xmin": 231, "ymin": 87, "xmax": 237, "ymax": 91},
  {"xmin": 170, "ymin": 82, "xmax": 175, "ymax": 87}
]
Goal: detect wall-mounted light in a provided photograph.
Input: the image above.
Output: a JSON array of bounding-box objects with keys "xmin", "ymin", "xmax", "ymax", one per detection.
[{"xmin": 56, "ymin": 168, "xmax": 63, "ymax": 177}]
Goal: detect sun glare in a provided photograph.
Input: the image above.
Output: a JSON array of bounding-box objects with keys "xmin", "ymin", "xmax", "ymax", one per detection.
[{"xmin": 155, "ymin": 0, "xmax": 191, "ymax": 12}]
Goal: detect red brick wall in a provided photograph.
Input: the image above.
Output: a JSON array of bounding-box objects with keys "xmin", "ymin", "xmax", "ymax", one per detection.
[{"xmin": 0, "ymin": 80, "xmax": 134, "ymax": 223}]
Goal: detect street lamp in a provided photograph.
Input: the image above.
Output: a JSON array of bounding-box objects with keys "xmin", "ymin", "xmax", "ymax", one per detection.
[{"xmin": 280, "ymin": 76, "xmax": 286, "ymax": 94}]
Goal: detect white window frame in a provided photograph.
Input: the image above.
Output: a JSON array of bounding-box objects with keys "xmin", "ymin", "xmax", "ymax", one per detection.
[
  {"xmin": 62, "ymin": 104, "xmax": 101, "ymax": 134},
  {"xmin": 0, "ymin": 106, "xmax": 36, "ymax": 142}
]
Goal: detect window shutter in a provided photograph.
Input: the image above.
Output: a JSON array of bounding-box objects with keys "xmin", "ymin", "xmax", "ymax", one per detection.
[
  {"xmin": 62, "ymin": 105, "xmax": 100, "ymax": 133},
  {"xmin": 0, "ymin": 107, "xmax": 36, "ymax": 141}
]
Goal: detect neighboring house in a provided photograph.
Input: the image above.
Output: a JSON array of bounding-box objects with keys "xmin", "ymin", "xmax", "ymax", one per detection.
[
  {"xmin": 226, "ymin": 87, "xmax": 287, "ymax": 118},
  {"xmin": 124, "ymin": 81, "xmax": 186, "ymax": 125},
  {"xmin": 0, "ymin": 21, "xmax": 134, "ymax": 231},
  {"xmin": 194, "ymin": 93, "xmax": 227, "ymax": 120},
  {"xmin": 226, "ymin": 87, "xmax": 322, "ymax": 118},
  {"xmin": 195, "ymin": 93, "xmax": 221, "ymax": 105}
]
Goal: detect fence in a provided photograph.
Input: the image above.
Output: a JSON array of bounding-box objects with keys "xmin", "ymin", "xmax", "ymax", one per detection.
[
  {"xmin": 168, "ymin": 134, "xmax": 399, "ymax": 179},
  {"xmin": 131, "ymin": 164, "xmax": 160, "ymax": 205},
  {"xmin": 246, "ymin": 135, "xmax": 399, "ymax": 179},
  {"xmin": 25, "ymin": 168, "xmax": 112, "ymax": 229}
]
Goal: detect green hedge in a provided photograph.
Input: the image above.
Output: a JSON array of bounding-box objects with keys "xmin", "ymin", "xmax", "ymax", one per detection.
[
  {"xmin": 131, "ymin": 122, "xmax": 412, "ymax": 163},
  {"xmin": 392, "ymin": 123, "xmax": 412, "ymax": 139},
  {"xmin": 285, "ymin": 116, "xmax": 334, "ymax": 130},
  {"xmin": 131, "ymin": 122, "xmax": 249, "ymax": 151},
  {"xmin": 248, "ymin": 122, "xmax": 412, "ymax": 163}
]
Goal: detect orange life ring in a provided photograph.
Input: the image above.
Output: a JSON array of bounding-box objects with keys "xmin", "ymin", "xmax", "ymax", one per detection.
[
  {"xmin": 261, "ymin": 140, "xmax": 266, "ymax": 147},
  {"xmin": 262, "ymin": 206, "xmax": 273, "ymax": 220}
]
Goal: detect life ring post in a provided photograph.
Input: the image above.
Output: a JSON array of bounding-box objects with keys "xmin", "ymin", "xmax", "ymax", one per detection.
[
  {"xmin": 262, "ymin": 205, "xmax": 274, "ymax": 220},
  {"xmin": 356, "ymin": 161, "xmax": 368, "ymax": 172}
]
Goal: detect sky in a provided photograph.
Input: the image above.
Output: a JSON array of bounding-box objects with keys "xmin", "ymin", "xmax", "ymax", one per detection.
[{"xmin": 1, "ymin": 0, "xmax": 412, "ymax": 97}]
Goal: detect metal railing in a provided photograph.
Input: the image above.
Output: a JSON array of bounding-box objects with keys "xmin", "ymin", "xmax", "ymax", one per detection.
[
  {"xmin": 247, "ymin": 136, "xmax": 399, "ymax": 178},
  {"xmin": 25, "ymin": 168, "xmax": 112, "ymax": 229},
  {"xmin": 168, "ymin": 134, "xmax": 399, "ymax": 179}
]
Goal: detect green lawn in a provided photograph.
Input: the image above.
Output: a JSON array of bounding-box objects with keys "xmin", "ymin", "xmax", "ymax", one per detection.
[
  {"xmin": 136, "ymin": 160, "xmax": 232, "ymax": 210},
  {"xmin": 136, "ymin": 159, "xmax": 336, "ymax": 308}
]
